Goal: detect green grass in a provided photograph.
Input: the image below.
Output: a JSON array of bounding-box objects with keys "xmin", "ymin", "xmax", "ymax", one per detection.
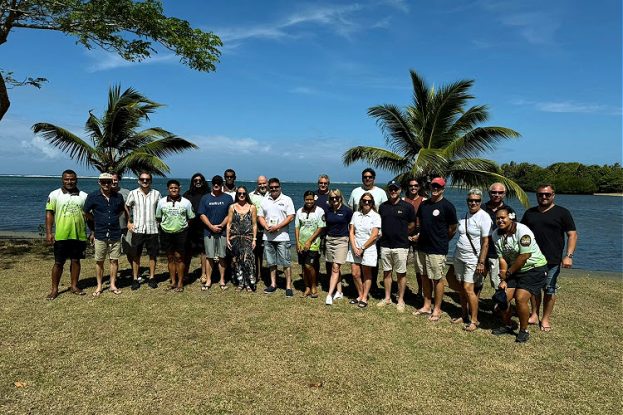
[{"xmin": 0, "ymin": 240, "xmax": 621, "ymax": 414}]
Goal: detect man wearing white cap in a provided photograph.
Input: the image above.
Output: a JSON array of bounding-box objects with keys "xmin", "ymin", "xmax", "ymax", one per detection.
[{"xmin": 413, "ymin": 177, "xmax": 458, "ymax": 321}]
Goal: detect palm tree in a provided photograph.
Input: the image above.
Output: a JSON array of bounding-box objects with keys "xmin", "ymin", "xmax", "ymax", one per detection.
[
  {"xmin": 343, "ymin": 70, "xmax": 529, "ymax": 206},
  {"xmin": 32, "ymin": 85, "xmax": 198, "ymax": 176}
]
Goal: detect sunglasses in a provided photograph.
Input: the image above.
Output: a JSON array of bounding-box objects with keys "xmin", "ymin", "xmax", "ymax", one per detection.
[
  {"xmin": 537, "ymin": 192, "xmax": 553, "ymax": 198},
  {"xmin": 212, "ymin": 183, "xmax": 222, "ymax": 187},
  {"xmin": 139, "ymin": 178, "xmax": 151, "ymax": 182},
  {"xmin": 237, "ymin": 192, "xmax": 247, "ymax": 196},
  {"xmin": 193, "ymin": 179, "xmax": 203, "ymax": 182},
  {"xmin": 467, "ymin": 199, "xmax": 481, "ymax": 204},
  {"xmin": 330, "ymin": 196, "xmax": 340, "ymax": 201},
  {"xmin": 100, "ymin": 180, "xmax": 112, "ymax": 185},
  {"xmin": 489, "ymin": 191, "xmax": 504, "ymax": 195},
  {"xmin": 361, "ymin": 199, "xmax": 373, "ymax": 205},
  {"xmin": 362, "ymin": 175, "xmax": 374, "ymax": 180},
  {"xmin": 269, "ymin": 186, "xmax": 280, "ymax": 190},
  {"xmin": 408, "ymin": 184, "xmax": 419, "ymax": 188},
  {"xmin": 318, "ymin": 181, "xmax": 329, "ymax": 185},
  {"xmin": 431, "ymin": 184, "xmax": 444, "ymax": 189},
  {"xmin": 225, "ymin": 176, "xmax": 235, "ymax": 179}
]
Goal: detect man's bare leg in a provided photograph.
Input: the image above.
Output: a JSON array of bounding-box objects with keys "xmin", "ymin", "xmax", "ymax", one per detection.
[
  {"xmin": 541, "ymin": 294, "xmax": 556, "ymax": 331},
  {"xmin": 397, "ymin": 273, "xmax": 407, "ymax": 305},
  {"xmin": 69, "ymin": 259, "xmax": 83, "ymax": 294},
  {"xmin": 48, "ymin": 263, "xmax": 63, "ymax": 299},
  {"xmin": 529, "ymin": 293, "xmax": 541, "ymax": 324},
  {"xmin": 109, "ymin": 260, "xmax": 119, "ymax": 292}
]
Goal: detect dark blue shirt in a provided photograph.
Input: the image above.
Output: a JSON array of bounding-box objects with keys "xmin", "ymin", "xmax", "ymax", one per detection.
[
  {"xmin": 197, "ymin": 193, "xmax": 233, "ymax": 237},
  {"xmin": 325, "ymin": 204, "xmax": 353, "ymax": 237},
  {"xmin": 379, "ymin": 200, "xmax": 416, "ymax": 249},
  {"xmin": 83, "ymin": 190, "xmax": 125, "ymax": 240},
  {"xmin": 416, "ymin": 197, "xmax": 458, "ymax": 255}
]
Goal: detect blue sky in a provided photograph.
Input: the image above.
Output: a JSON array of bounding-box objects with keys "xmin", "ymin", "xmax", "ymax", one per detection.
[{"xmin": 1, "ymin": 0, "xmax": 621, "ymax": 182}]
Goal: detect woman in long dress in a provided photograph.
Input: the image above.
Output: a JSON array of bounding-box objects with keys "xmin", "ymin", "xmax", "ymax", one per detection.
[{"xmin": 226, "ymin": 186, "xmax": 258, "ymax": 291}]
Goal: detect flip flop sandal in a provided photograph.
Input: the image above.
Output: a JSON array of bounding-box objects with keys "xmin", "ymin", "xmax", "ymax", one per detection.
[
  {"xmin": 92, "ymin": 290, "xmax": 102, "ymax": 297},
  {"xmin": 71, "ymin": 289, "xmax": 86, "ymax": 296},
  {"xmin": 463, "ymin": 322, "xmax": 480, "ymax": 332},
  {"xmin": 428, "ymin": 314, "xmax": 441, "ymax": 322},
  {"xmin": 220, "ymin": 284, "xmax": 229, "ymax": 291},
  {"xmin": 413, "ymin": 309, "xmax": 432, "ymax": 316}
]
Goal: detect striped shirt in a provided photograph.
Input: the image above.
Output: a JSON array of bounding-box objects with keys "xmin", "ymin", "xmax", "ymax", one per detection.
[{"xmin": 126, "ymin": 188, "xmax": 161, "ymax": 234}]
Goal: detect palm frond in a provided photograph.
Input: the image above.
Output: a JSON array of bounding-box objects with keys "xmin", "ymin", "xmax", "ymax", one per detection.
[
  {"xmin": 409, "ymin": 148, "xmax": 449, "ymax": 178},
  {"xmin": 367, "ymin": 104, "xmax": 420, "ymax": 157},
  {"xmin": 427, "ymin": 79, "xmax": 474, "ymax": 148},
  {"xmin": 449, "ymin": 166, "xmax": 528, "ymax": 207},
  {"xmin": 446, "ymin": 105, "xmax": 489, "ymax": 136},
  {"xmin": 117, "ymin": 152, "xmax": 171, "ymax": 177},
  {"xmin": 136, "ymin": 134, "xmax": 198, "ymax": 158},
  {"xmin": 342, "ymin": 146, "xmax": 407, "ymax": 173},
  {"xmin": 443, "ymin": 126, "xmax": 521, "ymax": 160},
  {"xmin": 32, "ymin": 123, "xmax": 97, "ymax": 165}
]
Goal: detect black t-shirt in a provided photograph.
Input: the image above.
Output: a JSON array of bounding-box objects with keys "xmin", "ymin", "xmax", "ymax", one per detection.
[
  {"xmin": 416, "ymin": 197, "xmax": 458, "ymax": 255},
  {"xmin": 521, "ymin": 205, "xmax": 576, "ymax": 265},
  {"xmin": 379, "ymin": 200, "xmax": 416, "ymax": 249},
  {"xmin": 483, "ymin": 201, "xmax": 515, "ymax": 258}
]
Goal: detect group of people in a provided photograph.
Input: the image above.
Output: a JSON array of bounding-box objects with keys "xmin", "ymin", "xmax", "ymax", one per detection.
[{"xmin": 45, "ymin": 167, "xmax": 577, "ymax": 343}]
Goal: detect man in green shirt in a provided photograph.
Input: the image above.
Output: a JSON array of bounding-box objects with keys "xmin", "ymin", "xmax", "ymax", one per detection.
[{"xmin": 45, "ymin": 169, "xmax": 88, "ymax": 300}]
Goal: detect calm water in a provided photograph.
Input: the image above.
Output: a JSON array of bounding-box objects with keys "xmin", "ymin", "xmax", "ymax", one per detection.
[{"xmin": 0, "ymin": 176, "xmax": 621, "ymax": 273}]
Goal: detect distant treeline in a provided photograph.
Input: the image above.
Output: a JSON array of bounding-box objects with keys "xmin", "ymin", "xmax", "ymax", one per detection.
[{"xmin": 500, "ymin": 162, "xmax": 623, "ymax": 194}]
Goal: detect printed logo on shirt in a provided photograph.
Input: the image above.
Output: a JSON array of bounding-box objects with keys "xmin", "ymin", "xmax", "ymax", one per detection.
[
  {"xmin": 520, "ymin": 235, "xmax": 531, "ymax": 247},
  {"xmin": 432, "ymin": 209, "xmax": 440, "ymax": 217}
]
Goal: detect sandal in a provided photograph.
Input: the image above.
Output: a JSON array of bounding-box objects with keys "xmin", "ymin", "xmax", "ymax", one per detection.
[
  {"xmin": 110, "ymin": 288, "xmax": 122, "ymax": 295},
  {"xmin": 358, "ymin": 301, "xmax": 368, "ymax": 308},
  {"xmin": 201, "ymin": 283, "xmax": 211, "ymax": 291},
  {"xmin": 220, "ymin": 284, "xmax": 229, "ymax": 291},
  {"xmin": 70, "ymin": 289, "xmax": 86, "ymax": 296},
  {"xmin": 464, "ymin": 322, "xmax": 480, "ymax": 332},
  {"xmin": 428, "ymin": 314, "xmax": 441, "ymax": 322},
  {"xmin": 92, "ymin": 290, "xmax": 102, "ymax": 297},
  {"xmin": 174, "ymin": 287, "xmax": 184, "ymax": 293},
  {"xmin": 246, "ymin": 286, "xmax": 253, "ymax": 292},
  {"xmin": 413, "ymin": 309, "xmax": 432, "ymax": 316}
]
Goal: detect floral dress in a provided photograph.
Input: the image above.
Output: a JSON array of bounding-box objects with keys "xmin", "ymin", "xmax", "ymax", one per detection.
[{"xmin": 230, "ymin": 209, "xmax": 256, "ymax": 287}]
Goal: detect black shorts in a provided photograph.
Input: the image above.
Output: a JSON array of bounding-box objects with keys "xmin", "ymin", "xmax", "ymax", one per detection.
[
  {"xmin": 507, "ymin": 266, "xmax": 547, "ymax": 296},
  {"xmin": 185, "ymin": 227, "xmax": 205, "ymax": 256},
  {"xmin": 160, "ymin": 230, "xmax": 188, "ymax": 254},
  {"xmin": 298, "ymin": 250, "xmax": 320, "ymax": 266},
  {"xmin": 54, "ymin": 240, "xmax": 86, "ymax": 264},
  {"xmin": 130, "ymin": 233, "xmax": 159, "ymax": 257}
]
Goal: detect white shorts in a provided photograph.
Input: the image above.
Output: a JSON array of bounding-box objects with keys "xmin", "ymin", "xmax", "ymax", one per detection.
[{"xmin": 453, "ymin": 258, "xmax": 484, "ymax": 285}]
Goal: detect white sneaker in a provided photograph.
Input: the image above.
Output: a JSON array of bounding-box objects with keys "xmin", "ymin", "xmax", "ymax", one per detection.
[
  {"xmin": 325, "ymin": 295, "xmax": 333, "ymax": 305},
  {"xmin": 333, "ymin": 292, "xmax": 344, "ymax": 300}
]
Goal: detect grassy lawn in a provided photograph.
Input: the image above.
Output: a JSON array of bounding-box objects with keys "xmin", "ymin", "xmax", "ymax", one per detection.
[{"xmin": 0, "ymin": 240, "xmax": 621, "ymax": 414}]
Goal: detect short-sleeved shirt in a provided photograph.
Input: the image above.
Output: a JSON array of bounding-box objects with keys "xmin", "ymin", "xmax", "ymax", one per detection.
[
  {"xmin": 483, "ymin": 201, "xmax": 515, "ymax": 258},
  {"xmin": 125, "ymin": 188, "xmax": 161, "ymax": 234},
  {"xmin": 314, "ymin": 191, "xmax": 330, "ymax": 211},
  {"xmin": 416, "ymin": 197, "xmax": 458, "ymax": 255},
  {"xmin": 249, "ymin": 191, "xmax": 267, "ymax": 212},
  {"xmin": 347, "ymin": 186, "xmax": 388, "ymax": 212},
  {"xmin": 258, "ymin": 192, "xmax": 296, "ymax": 242},
  {"xmin": 295, "ymin": 206, "xmax": 326, "ymax": 251},
  {"xmin": 156, "ymin": 196, "xmax": 195, "ymax": 233},
  {"xmin": 116, "ymin": 188, "xmax": 130, "ymax": 229},
  {"xmin": 454, "ymin": 209, "xmax": 493, "ymax": 263},
  {"xmin": 521, "ymin": 205, "xmax": 576, "ymax": 265},
  {"xmin": 46, "ymin": 188, "xmax": 88, "ymax": 241},
  {"xmin": 197, "ymin": 193, "xmax": 234, "ymax": 237},
  {"xmin": 325, "ymin": 204, "xmax": 353, "ymax": 237},
  {"xmin": 83, "ymin": 190, "xmax": 125, "ymax": 240},
  {"xmin": 492, "ymin": 223, "xmax": 547, "ymax": 272},
  {"xmin": 379, "ymin": 200, "xmax": 416, "ymax": 249},
  {"xmin": 350, "ymin": 210, "xmax": 382, "ymax": 249}
]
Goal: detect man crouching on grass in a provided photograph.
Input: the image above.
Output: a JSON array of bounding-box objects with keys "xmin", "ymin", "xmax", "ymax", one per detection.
[{"xmin": 45, "ymin": 169, "xmax": 89, "ymax": 300}]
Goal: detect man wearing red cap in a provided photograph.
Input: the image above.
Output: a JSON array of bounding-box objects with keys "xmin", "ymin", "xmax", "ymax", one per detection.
[{"xmin": 413, "ymin": 177, "xmax": 458, "ymax": 321}]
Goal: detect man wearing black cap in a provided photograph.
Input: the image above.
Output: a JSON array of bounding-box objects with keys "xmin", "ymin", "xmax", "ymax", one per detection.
[
  {"xmin": 376, "ymin": 180, "xmax": 416, "ymax": 312},
  {"xmin": 413, "ymin": 177, "xmax": 458, "ymax": 321}
]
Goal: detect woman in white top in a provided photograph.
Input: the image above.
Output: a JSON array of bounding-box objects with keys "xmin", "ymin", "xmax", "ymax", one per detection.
[
  {"xmin": 452, "ymin": 189, "xmax": 492, "ymax": 331},
  {"xmin": 346, "ymin": 192, "xmax": 381, "ymax": 308}
]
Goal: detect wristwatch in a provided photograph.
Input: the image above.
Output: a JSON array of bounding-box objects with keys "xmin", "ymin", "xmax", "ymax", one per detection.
[{"xmin": 566, "ymin": 253, "xmax": 574, "ymax": 258}]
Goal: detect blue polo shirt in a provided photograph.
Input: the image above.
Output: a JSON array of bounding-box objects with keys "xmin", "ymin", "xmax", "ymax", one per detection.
[
  {"xmin": 83, "ymin": 190, "xmax": 125, "ymax": 240},
  {"xmin": 325, "ymin": 205, "xmax": 353, "ymax": 237}
]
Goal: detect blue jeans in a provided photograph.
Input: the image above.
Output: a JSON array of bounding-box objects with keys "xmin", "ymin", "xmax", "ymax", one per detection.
[{"xmin": 544, "ymin": 264, "xmax": 561, "ymax": 295}]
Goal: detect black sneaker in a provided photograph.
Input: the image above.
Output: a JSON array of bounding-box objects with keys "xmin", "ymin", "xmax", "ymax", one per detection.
[
  {"xmin": 285, "ymin": 288, "xmax": 293, "ymax": 298},
  {"xmin": 148, "ymin": 279, "xmax": 158, "ymax": 289},
  {"xmin": 131, "ymin": 280, "xmax": 140, "ymax": 291},
  {"xmin": 492, "ymin": 325, "xmax": 515, "ymax": 336},
  {"xmin": 263, "ymin": 286, "xmax": 277, "ymax": 294},
  {"xmin": 515, "ymin": 329, "xmax": 530, "ymax": 343}
]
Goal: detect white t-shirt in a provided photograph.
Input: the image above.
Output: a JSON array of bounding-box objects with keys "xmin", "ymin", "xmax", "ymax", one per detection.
[
  {"xmin": 454, "ymin": 209, "xmax": 492, "ymax": 264},
  {"xmin": 347, "ymin": 186, "xmax": 388, "ymax": 211},
  {"xmin": 258, "ymin": 192, "xmax": 295, "ymax": 242}
]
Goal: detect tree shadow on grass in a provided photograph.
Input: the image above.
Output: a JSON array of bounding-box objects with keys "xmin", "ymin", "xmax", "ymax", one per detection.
[{"xmin": 0, "ymin": 240, "xmax": 51, "ymax": 270}]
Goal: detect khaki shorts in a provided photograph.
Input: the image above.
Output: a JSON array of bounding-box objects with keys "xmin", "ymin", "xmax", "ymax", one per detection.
[
  {"xmin": 418, "ymin": 252, "xmax": 446, "ymax": 280},
  {"xmin": 94, "ymin": 239, "xmax": 121, "ymax": 261},
  {"xmin": 380, "ymin": 247, "xmax": 409, "ymax": 274},
  {"xmin": 325, "ymin": 236, "xmax": 349, "ymax": 265},
  {"xmin": 412, "ymin": 248, "xmax": 426, "ymax": 275}
]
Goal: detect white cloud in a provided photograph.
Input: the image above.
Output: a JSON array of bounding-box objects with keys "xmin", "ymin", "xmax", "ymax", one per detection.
[
  {"xmin": 499, "ymin": 12, "xmax": 560, "ymax": 45},
  {"xmin": 513, "ymin": 99, "xmax": 622, "ymax": 115},
  {"xmin": 21, "ymin": 135, "xmax": 63, "ymax": 159},
  {"xmin": 85, "ymin": 50, "xmax": 177, "ymax": 72},
  {"xmin": 215, "ymin": 2, "xmax": 408, "ymax": 48}
]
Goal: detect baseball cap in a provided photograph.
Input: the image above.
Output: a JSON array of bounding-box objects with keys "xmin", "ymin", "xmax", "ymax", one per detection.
[
  {"xmin": 387, "ymin": 180, "xmax": 401, "ymax": 189},
  {"xmin": 98, "ymin": 172, "xmax": 114, "ymax": 180},
  {"xmin": 492, "ymin": 288, "xmax": 508, "ymax": 309},
  {"xmin": 431, "ymin": 177, "xmax": 446, "ymax": 187}
]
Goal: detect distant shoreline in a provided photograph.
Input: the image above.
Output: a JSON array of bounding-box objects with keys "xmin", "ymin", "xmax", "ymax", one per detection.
[{"xmin": 593, "ymin": 193, "xmax": 623, "ymax": 197}]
